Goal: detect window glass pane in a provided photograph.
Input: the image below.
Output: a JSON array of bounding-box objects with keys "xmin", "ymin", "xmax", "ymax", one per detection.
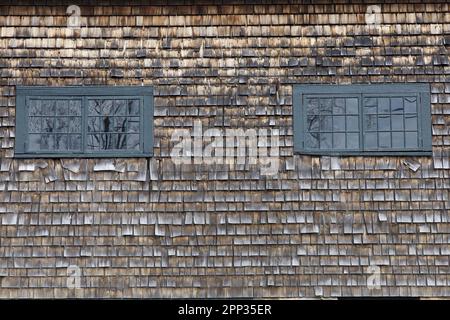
[
  {"xmin": 42, "ymin": 118, "xmax": 54, "ymax": 133},
  {"xmin": 70, "ymin": 135, "xmax": 82, "ymax": 150},
  {"xmin": 55, "ymin": 135, "xmax": 68, "ymax": 150},
  {"xmin": 392, "ymin": 132, "xmax": 404, "ymax": 148},
  {"xmin": 391, "ymin": 115, "xmax": 404, "ymax": 130},
  {"xmin": 55, "ymin": 101, "xmax": 68, "ymax": 115},
  {"xmin": 68, "ymin": 117, "xmax": 81, "ymax": 133},
  {"xmin": 69, "ymin": 100, "xmax": 82, "ymax": 115},
  {"xmin": 405, "ymin": 114, "xmax": 417, "ymax": 130},
  {"xmin": 364, "ymin": 115, "xmax": 377, "ymax": 131},
  {"xmin": 346, "ymin": 133, "xmax": 359, "ymax": 149},
  {"xmin": 378, "ymin": 115, "xmax": 390, "ymax": 131},
  {"xmin": 41, "ymin": 134, "xmax": 54, "ymax": 150},
  {"xmin": 127, "ymin": 134, "xmax": 140, "ymax": 150},
  {"xmin": 346, "ymin": 116, "xmax": 359, "ymax": 131},
  {"xmin": 333, "ymin": 98, "xmax": 345, "ymax": 114},
  {"xmin": 378, "ymin": 98, "xmax": 390, "ymax": 113},
  {"xmin": 319, "ymin": 116, "xmax": 332, "ymax": 131},
  {"xmin": 306, "ymin": 98, "xmax": 319, "ymax": 115},
  {"xmin": 28, "ymin": 134, "xmax": 41, "ymax": 151},
  {"xmin": 405, "ymin": 132, "xmax": 418, "ymax": 148},
  {"xmin": 29, "ymin": 100, "xmax": 41, "ymax": 116},
  {"xmin": 333, "ymin": 116, "xmax": 346, "ymax": 132},
  {"xmin": 320, "ymin": 99, "xmax": 333, "ymax": 114},
  {"xmin": 307, "ymin": 115, "xmax": 320, "ymax": 132},
  {"xmin": 404, "ymin": 97, "xmax": 417, "ymax": 113},
  {"xmin": 305, "ymin": 132, "xmax": 319, "ymax": 149},
  {"xmin": 128, "ymin": 100, "xmax": 140, "ymax": 115},
  {"xmin": 378, "ymin": 132, "xmax": 391, "ymax": 148},
  {"xmin": 364, "ymin": 132, "xmax": 377, "ymax": 148},
  {"xmin": 333, "ymin": 133, "xmax": 346, "ymax": 149},
  {"xmin": 346, "ymin": 98, "xmax": 359, "ymax": 114},
  {"xmin": 363, "ymin": 98, "xmax": 377, "ymax": 114},
  {"xmin": 320, "ymin": 133, "xmax": 332, "ymax": 149},
  {"xmin": 41, "ymin": 100, "xmax": 55, "ymax": 115},
  {"xmin": 55, "ymin": 117, "xmax": 68, "ymax": 132},
  {"xmin": 28, "ymin": 117, "xmax": 41, "ymax": 133},
  {"xmin": 391, "ymin": 97, "xmax": 403, "ymax": 113}
]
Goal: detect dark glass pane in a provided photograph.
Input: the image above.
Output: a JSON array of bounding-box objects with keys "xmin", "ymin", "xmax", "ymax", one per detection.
[
  {"xmin": 41, "ymin": 101, "xmax": 55, "ymax": 115},
  {"xmin": 114, "ymin": 117, "xmax": 128, "ymax": 132},
  {"xmin": 55, "ymin": 117, "xmax": 68, "ymax": 133},
  {"xmin": 377, "ymin": 98, "xmax": 390, "ymax": 113},
  {"xmin": 378, "ymin": 115, "xmax": 390, "ymax": 130},
  {"xmin": 346, "ymin": 98, "xmax": 359, "ymax": 114},
  {"xmin": 346, "ymin": 133, "xmax": 359, "ymax": 149},
  {"xmin": 320, "ymin": 133, "xmax": 332, "ymax": 149},
  {"xmin": 100, "ymin": 117, "xmax": 112, "ymax": 132},
  {"xmin": 391, "ymin": 115, "xmax": 404, "ymax": 130},
  {"xmin": 68, "ymin": 117, "xmax": 82, "ymax": 133},
  {"xmin": 88, "ymin": 117, "xmax": 101, "ymax": 132},
  {"xmin": 306, "ymin": 98, "xmax": 319, "ymax": 115},
  {"xmin": 346, "ymin": 116, "xmax": 359, "ymax": 131},
  {"xmin": 320, "ymin": 99, "xmax": 333, "ymax": 114},
  {"xmin": 88, "ymin": 100, "xmax": 102, "ymax": 116},
  {"xmin": 364, "ymin": 115, "xmax": 377, "ymax": 131},
  {"xmin": 28, "ymin": 134, "xmax": 41, "ymax": 151},
  {"xmin": 100, "ymin": 100, "xmax": 113, "ymax": 115},
  {"xmin": 392, "ymin": 132, "xmax": 404, "ymax": 148},
  {"xmin": 333, "ymin": 133, "xmax": 346, "ymax": 149},
  {"xmin": 128, "ymin": 100, "xmax": 140, "ymax": 115},
  {"xmin": 55, "ymin": 101, "xmax": 68, "ymax": 115},
  {"xmin": 114, "ymin": 100, "xmax": 127, "ymax": 115},
  {"xmin": 363, "ymin": 98, "xmax": 377, "ymax": 114},
  {"xmin": 333, "ymin": 98, "xmax": 345, "ymax": 114},
  {"xmin": 68, "ymin": 100, "xmax": 82, "ymax": 116},
  {"xmin": 405, "ymin": 132, "xmax": 418, "ymax": 148},
  {"xmin": 55, "ymin": 135, "xmax": 68, "ymax": 150},
  {"xmin": 333, "ymin": 116, "xmax": 346, "ymax": 132},
  {"xmin": 28, "ymin": 117, "xmax": 41, "ymax": 133},
  {"xmin": 378, "ymin": 132, "xmax": 391, "ymax": 148},
  {"xmin": 127, "ymin": 134, "xmax": 140, "ymax": 150},
  {"xmin": 42, "ymin": 118, "xmax": 54, "ymax": 132},
  {"xmin": 405, "ymin": 114, "xmax": 417, "ymax": 130},
  {"xmin": 87, "ymin": 134, "xmax": 101, "ymax": 150},
  {"xmin": 391, "ymin": 97, "xmax": 403, "ymax": 113},
  {"xmin": 307, "ymin": 115, "xmax": 320, "ymax": 132},
  {"xmin": 404, "ymin": 97, "xmax": 417, "ymax": 113},
  {"xmin": 364, "ymin": 132, "xmax": 377, "ymax": 148},
  {"xmin": 41, "ymin": 134, "xmax": 54, "ymax": 150},
  {"xmin": 319, "ymin": 116, "xmax": 332, "ymax": 131},
  {"xmin": 29, "ymin": 100, "xmax": 41, "ymax": 116},
  {"xmin": 128, "ymin": 117, "xmax": 140, "ymax": 133},
  {"xmin": 305, "ymin": 132, "xmax": 319, "ymax": 149},
  {"xmin": 116, "ymin": 134, "xmax": 128, "ymax": 149},
  {"xmin": 70, "ymin": 135, "xmax": 82, "ymax": 150}
]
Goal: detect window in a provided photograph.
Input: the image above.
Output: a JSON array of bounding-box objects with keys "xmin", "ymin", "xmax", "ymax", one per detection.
[
  {"xmin": 293, "ymin": 84, "xmax": 432, "ymax": 156},
  {"xmin": 15, "ymin": 86, "xmax": 153, "ymax": 157}
]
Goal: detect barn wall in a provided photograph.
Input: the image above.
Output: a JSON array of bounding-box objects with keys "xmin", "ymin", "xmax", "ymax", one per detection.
[{"xmin": 0, "ymin": 0, "xmax": 449, "ymax": 298}]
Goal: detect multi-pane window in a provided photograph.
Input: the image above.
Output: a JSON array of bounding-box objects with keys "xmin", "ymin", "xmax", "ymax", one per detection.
[
  {"xmin": 293, "ymin": 84, "xmax": 432, "ymax": 156},
  {"xmin": 15, "ymin": 86, "xmax": 153, "ymax": 157}
]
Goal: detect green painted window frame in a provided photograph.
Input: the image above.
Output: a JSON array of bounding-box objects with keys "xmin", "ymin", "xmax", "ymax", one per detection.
[
  {"xmin": 293, "ymin": 84, "xmax": 432, "ymax": 156},
  {"xmin": 15, "ymin": 86, "xmax": 154, "ymax": 158}
]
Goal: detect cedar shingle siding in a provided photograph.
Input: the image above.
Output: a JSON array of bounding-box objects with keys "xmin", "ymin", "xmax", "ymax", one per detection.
[{"xmin": 1, "ymin": 0, "xmax": 450, "ymax": 298}]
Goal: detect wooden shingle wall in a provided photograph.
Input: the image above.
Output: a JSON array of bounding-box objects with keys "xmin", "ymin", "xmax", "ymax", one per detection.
[{"xmin": 0, "ymin": 0, "xmax": 449, "ymax": 298}]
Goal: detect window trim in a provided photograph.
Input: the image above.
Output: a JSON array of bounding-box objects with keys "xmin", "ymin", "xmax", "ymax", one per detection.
[
  {"xmin": 293, "ymin": 84, "xmax": 432, "ymax": 156},
  {"xmin": 15, "ymin": 86, "xmax": 154, "ymax": 158}
]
